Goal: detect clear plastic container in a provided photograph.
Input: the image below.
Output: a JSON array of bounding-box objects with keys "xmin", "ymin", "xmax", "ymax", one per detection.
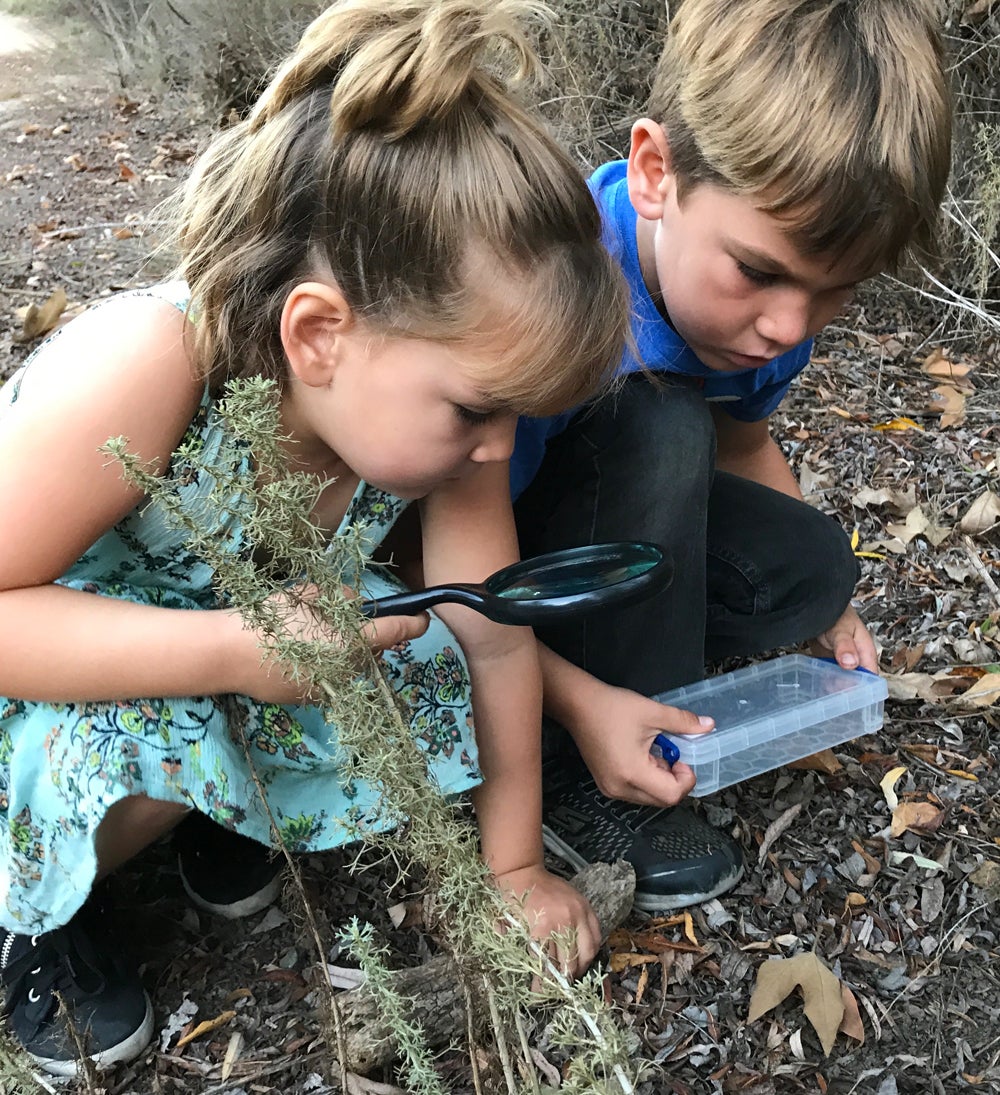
[{"xmin": 652, "ymin": 655, "xmax": 888, "ymax": 796}]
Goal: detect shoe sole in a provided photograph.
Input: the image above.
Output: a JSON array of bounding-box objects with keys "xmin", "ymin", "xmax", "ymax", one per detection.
[
  {"xmin": 29, "ymin": 992, "xmax": 155, "ymax": 1079},
  {"xmin": 178, "ymin": 860, "xmax": 284, "ymax": 920},
  {"xmin": 542, "ymin": 824, "xmax": 745, "ymax": 912}
]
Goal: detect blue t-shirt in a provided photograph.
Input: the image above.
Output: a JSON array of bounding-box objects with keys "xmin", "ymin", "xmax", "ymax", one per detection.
[{"xmin": 510, "ymin": 160, "xmax": 813, "ymax": 500}]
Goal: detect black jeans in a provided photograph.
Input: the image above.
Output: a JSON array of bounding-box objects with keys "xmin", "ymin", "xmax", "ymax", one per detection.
[{"xmin": 514, "ymin": 375, "xmax": 859, "ymax": 696}]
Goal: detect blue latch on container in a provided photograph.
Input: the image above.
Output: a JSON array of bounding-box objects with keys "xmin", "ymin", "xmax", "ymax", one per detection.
[{"xmin": 650, "ymin": 732, "xmax": 680, "ymax": 765}]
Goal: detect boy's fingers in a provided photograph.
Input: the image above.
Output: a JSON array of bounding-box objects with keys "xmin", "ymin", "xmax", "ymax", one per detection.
[
  {"xmin": 652, "ymin": 702, "xmax": 714, "ymax": 736},
  {"xmin": 630, "ymin": 760, "xmax": 696, "ymax": 807}
]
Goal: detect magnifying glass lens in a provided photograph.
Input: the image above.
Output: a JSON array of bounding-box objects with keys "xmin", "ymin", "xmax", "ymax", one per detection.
[{"xmin": 493, "ymin": 544, "xmax": 661, "ymax": 602}]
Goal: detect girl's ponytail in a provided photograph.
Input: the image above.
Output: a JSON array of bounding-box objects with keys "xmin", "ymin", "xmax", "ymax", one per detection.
[{"xmin": 176, "ymin": 0, "xmax": 628, "ymax": 417}]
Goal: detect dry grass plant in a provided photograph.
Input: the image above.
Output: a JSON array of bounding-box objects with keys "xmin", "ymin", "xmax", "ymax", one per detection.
[
  {"xmin": 103, "ymin": 379, "xmax": 639, "ymax": 1094},
  {"xmin": 67, "ymin": 0, "xmax": 327, "ymax": 110},
  {"xmin": 917, "ymin": 2, "xmax": 1000, "ymax": 338}
]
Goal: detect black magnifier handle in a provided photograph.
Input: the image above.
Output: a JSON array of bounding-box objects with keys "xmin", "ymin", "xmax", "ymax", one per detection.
[{"xmin": 359, "ymin": 585, "xmax": 485, "ymax": 618}]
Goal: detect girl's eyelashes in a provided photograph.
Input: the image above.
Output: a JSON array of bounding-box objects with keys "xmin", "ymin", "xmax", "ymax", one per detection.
[
  {"xmin": 735, "ymin": 259, "xmax": 777, "ymax": 287},
  {"xmin": 453, "ymin": 403, "xmax": 496, "ymax": 427}
]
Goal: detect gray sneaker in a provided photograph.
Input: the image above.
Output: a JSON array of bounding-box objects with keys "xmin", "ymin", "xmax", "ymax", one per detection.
[{"xmin": 542, "ymin": 756, "xmax": 743, "ymax": 911}]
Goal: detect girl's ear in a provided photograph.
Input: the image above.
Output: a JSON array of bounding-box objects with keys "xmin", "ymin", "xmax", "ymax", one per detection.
[
  {"xmin": 281, "ymin": 282, "xmax": 355, "ymax": 387},
  {"xmin": 627, "ymin": 119, "xmax": 676, "ymax": 221}
]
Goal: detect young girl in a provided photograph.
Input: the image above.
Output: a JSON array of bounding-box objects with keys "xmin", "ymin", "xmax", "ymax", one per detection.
[{"xmin": 0, "ymin": 0, "xmax": 628, "ymax": 1076}]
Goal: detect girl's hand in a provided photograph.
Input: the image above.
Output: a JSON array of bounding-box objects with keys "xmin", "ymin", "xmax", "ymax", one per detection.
[
  {"xmin": 566, "ymin": 683, "xmax": 712, "ymax": 808},
  {"xmin": 811, "ymin": 605, "xmax": 879, "ymax": 673},
  {"xmin": 229, "ymin": 585, "xmax": 429, "ymax": 704},
  {"xmin": 496, "ymin": 864, "xmax": 601, "ymax": 980}
]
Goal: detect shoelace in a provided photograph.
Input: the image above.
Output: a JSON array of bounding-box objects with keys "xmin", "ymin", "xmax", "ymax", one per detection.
[{"xmin": 1, "ymin": 921, "xmax": 105, "ymax": 1025}]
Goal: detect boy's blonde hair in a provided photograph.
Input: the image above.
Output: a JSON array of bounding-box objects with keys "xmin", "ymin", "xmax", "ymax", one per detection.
[
  {"xmin": 174, "ymin": 0, "xmax": 628, "ymax": 415},
  {"xmin": 649, "ymin": 0, "xmax": 952, "ymax": 271}
]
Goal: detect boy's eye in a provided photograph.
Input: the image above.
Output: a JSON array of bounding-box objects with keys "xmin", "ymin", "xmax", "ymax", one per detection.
[
  {"xmin": 736, "ymin": 260, "xmax": 777, "ymax": 287},
  {"xmin": 453, "ymin": 404, "xmax": 495, "ymax": 427}
]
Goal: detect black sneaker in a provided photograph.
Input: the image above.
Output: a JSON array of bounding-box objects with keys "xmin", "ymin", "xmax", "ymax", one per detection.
[
  {"xmin": 542, "ymin": 756, "xmax": 743, "ymax": 911},
  {"xmin": 0, "ymin": 895, "xmax": 154, "ymax": 1078},
  {"xmin": 175, "ymin": 812, "xmax": 284, "ymax": 920}
]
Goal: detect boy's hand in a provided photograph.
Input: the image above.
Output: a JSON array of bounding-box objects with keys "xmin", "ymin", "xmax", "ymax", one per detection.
[
  {"xmin": 565, "ymin": 683, "xmax": 712, "ymax": 808},
  {"xmin": 811, "ymin": 605, "xmax": 879, "ymax": 673},
  {"xmin": 495, "ymin": 864, "xmax": 601, "ymax": 979}
]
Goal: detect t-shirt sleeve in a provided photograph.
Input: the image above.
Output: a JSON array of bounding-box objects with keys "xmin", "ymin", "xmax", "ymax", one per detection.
[{"xmin": 510, "ymin": 412, "xmax": 575, "ymax": 500}]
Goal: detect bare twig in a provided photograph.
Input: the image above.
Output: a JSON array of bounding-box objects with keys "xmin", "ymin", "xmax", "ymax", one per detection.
[{"xmin": 963, "ymin": 534, "xmax": 1000, "ymax": 607}]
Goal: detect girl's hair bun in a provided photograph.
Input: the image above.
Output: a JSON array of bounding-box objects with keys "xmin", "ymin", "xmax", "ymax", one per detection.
[{"xmin": 252, "ymin": 0, "xmax": 547, "ymax": 139}]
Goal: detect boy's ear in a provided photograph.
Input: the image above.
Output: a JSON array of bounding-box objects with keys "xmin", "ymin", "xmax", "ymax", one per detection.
[
  {"xmin": 281, "ymin": 282, "xmax": 355, "ymax": 387},
  {"xmin": 627, "ymin": 119, "xmax": 676, "ymax": 220}
]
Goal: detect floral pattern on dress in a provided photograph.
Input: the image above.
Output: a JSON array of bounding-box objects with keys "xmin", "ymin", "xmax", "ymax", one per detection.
[{"xmin": 0, "ymin": 283, "xmax": 482, "ymax": 934}]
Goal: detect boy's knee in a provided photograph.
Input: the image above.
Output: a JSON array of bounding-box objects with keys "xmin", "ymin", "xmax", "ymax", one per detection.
[{"xmin": 595, "ymin": 378, "xmax": 715, "ymax": 488}]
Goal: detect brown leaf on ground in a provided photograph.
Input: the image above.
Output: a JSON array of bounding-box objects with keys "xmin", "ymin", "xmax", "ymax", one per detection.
[
  {"xmin": 838, "ymin": 987, "xmax": 865, "ymax": 1044},
  {"xmin": 747, "ymin": 953, "xmax": 845, "ymax": 1055},
  {"xmin": 927, "ymin": 384, "xmax": 967, "ymax": 427},
  {"xmin": 955, "ymin": 672, "xmax": 1000, "ymax": 709},
  {"xmin": 175, "ymin": 1009, "xmax": 237, "ymax": 1049},
  {"xmin": 14, "ymin": 286, "xmax": 67, "ymax": 342},
  {"xmin": 787, "ymin": 749, "xmax": 843, "ymax": 775},
  {"xmin": 890, "ymin": 800, "xmax": 945, "ymax": 837},
  {"xmin": 968, "ymin": 861, "xmax": 1000, "ymax": 889},
  {"xmin": 921, "ymin": 348, "xmax": 973, "ymax": 381},
  {"xmin": 960, "ymin": 491, "xmax": 1000, "ymax": 535}
]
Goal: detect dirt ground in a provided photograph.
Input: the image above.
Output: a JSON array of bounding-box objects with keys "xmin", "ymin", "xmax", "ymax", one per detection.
[{"xmin": 2, "ymin": 10, "xmax": 1000, "ymax": 1095}]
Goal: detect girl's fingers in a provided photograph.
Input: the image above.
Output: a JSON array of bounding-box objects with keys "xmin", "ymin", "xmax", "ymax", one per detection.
[{"xmin": 362, "ymin": 611, "xmax": 430, "ymax": 651}]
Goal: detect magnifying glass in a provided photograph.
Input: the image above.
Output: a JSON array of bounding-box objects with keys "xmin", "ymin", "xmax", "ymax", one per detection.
[{"xmin": 359, "ymin": 541, "xmax": 672, "ymax": 626}]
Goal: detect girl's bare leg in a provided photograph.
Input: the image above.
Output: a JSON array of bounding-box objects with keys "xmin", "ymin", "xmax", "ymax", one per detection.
[{"xmin": 94, "ymin": 795, "xmax": 190, "ymax": 878}]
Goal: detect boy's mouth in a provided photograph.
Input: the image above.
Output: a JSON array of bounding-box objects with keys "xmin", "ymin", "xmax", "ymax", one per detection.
[{"xmin": 725, "ymin": 351, "xmax": 774, "ymax": 369}]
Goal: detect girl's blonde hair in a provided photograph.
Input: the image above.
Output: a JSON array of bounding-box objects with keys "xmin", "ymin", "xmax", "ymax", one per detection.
[
  {"xmin": 649, "ymin": 0, "xmax": 952, "ymax": 271},
  {"xmin": 174, "ymin": 0, "xmax": 627, "ymax": 414}
]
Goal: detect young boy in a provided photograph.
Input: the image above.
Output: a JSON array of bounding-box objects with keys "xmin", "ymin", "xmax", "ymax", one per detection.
[{"xmin": 513, "ymin": 0, "xmax": 952, "ymax": 910}]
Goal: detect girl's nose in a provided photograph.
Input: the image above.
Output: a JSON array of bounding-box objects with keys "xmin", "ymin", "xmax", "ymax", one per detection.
[{"xmin": 470, "ymin": 416, "xmax": 517, "ymax": 464}]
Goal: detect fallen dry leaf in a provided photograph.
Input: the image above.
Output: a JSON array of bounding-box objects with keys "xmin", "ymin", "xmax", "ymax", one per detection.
[
  {"xmin": 960, "ymin": 491, "xmax": 1000, "ymax": 536},
  {"xmin": 787, "ymin": 749, "xmax": 843, "ymax": 775},
  {"xmin": 955, "ymin": 671, "xmax": 1000, "ymax": 709},
  {"xmin": 921, "ymin": 348, "xmax": 973, "ymax": 381},
  {"xmin": 890, "ymin": 800, "xmax": 945, "ymax": 837},
  {"xmin": 14, "ymin": 287, "xmax": 68, "ymax": 343},
  {"xmin": 175, "ymin": 1009, "xmax": 237, "ymax": 1049},
  {"xmin": 851, "ymin": 485, "xmax": 917, "ymax": 514},
  {"xmin": 885, "ymin": 505, "xmax": 950, "ymax": 548},
  {"xmin": 747, "ymin": 952, "xmax": 845, "ymax": 1055},
  {"xmin": 961, "ymin": 0, "xmax": 995, "ymax": 24},
  {"xmin": 838, "ymin": 987, "xmax": 865, "ymax": 1045},
  {"xmin": 969, "ymin": 861, "xmax": 1000, "ymax": 889},
  {"xmin": 880, "ymin": 766, "xmax": 908, "ymax": 809},
  {"xmin": 872, "ymin": 417, "xmax": 924, "ymax": 432},
  {"xmin": 609, "ymin": 951, "xmax": 661, "ymax": 973},
  {"xmin": 927, "ymin": 384, "xmax": 967, "ymax": 427}
]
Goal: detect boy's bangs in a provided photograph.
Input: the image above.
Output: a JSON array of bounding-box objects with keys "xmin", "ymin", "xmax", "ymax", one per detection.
[{"xmin": 760, "ymin": 169, "xmax": 924, "ymax": 275}]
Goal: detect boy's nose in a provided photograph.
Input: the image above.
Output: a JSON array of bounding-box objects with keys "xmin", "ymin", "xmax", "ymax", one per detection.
[
  {"xmin": 755, "ymin": 290, "xmax": 813, "ymax": 350},
  {"xmin": 470, "ymin": 416, "xmax": 517, "ymax": 464}
]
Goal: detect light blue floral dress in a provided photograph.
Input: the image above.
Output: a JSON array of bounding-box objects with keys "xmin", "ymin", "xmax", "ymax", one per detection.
[{"xmin": 0, "ymin": 284, "xmax": 482, "ymax": 933}]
